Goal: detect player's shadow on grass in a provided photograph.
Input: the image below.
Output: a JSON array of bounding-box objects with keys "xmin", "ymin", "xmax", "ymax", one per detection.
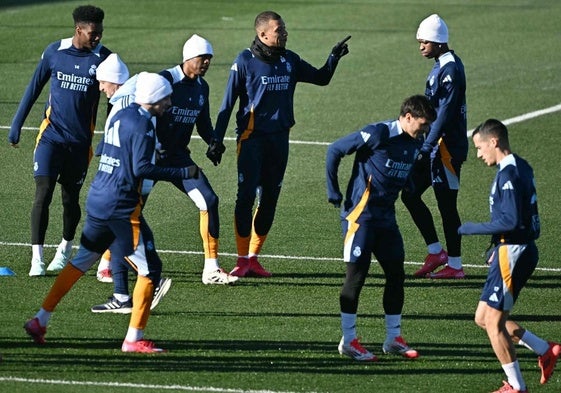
[{"xmin": 6, "ymin": 337, "xmax": 502, "ymax": 377}]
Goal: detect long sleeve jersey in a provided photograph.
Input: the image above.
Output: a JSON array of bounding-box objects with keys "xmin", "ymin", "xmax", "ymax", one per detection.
[
  {"xmin": 86, "ymin": 103, "xmax": 189, "ymax": 220},
  {"xmin": 156, "ymin": 65, "xmax": 213, "ymax": 164},
  {"xmin": 9, "ymin": 38, "xmax": 111, "ymax": 146},
  {"xmin": 423, "ymin": 50, "xmax": 467, "ymax": 161},
  {"xmin": 459, "ymin": 154, "xmax": 540, "ymax": 244},
  {"xmin": 215, "ymin": 48, "xmax": 340, "ymax": 140},
  {"xmin": 326, "ymin": 120, "xmax": 421, "ymax": 228}
]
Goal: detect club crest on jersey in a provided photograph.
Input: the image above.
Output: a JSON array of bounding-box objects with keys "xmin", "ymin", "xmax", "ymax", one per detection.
[
  {"xmin": 199, "ymin": 94, "xmax": 205, "ymax": 106},
  {"xmin": 429, "ymin": 75, "xmax": 435, "ymax": 86},
  {"xmin": 89, "ymin": 64, "xmax": 97, "ymax": 76},
  {"xmin": 146, "ymin": 240, "xmax": 155, "ymax": 251},
  {"xmin": 285, "ymin": 60, "xmax": 291, "ymax": 73},
  {"xmin": 360, "ymin": 131, "xmax": 370, "ymax": 143},
  {"xmin": 353, "ymin": 246, "xmax": 362, "ymax": 257}
]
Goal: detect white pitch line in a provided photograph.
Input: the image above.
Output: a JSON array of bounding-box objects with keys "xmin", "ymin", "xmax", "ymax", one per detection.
[
  {"xmin": 1, "ymin": 240, "xmax": 560, "ymax": 272},
  {"xmin": 0, "ymin": 377, "xmax": 313, "ymax": 393},
  {"xmin": 1, "ymin": 126, "xmax": 329, "ymax": 145},
  {"xmin": 2, "ymin": 103, "xmax": 561, "ymax": 273},
  {"xmin": 2, "ymin": 102, "xmax": 561, "ymax": 145},
  {"xmin": 466, "ymin": 103, "xmax": 561, "ymax": 137}
]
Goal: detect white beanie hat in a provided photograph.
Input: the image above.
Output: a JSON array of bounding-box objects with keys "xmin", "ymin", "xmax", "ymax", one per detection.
[
  {"xmin": 96, "ymin": 53, "xmax": 130, "ymax": 84},
  {"xmin": 182, "ymin": 34, "xmax": 213, "ymax": 62},
  {"xmin": 416, "ymin": 14, "xmax": 449, "ymax": 43},
  {"xmin": 135, "ymin": 72, "xmax": 172, "ymax": 104}
]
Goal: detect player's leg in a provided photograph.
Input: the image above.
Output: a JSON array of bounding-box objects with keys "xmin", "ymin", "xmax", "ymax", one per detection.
[
  {"xmin": 476, "ymin": 243, "xmax": 537, "ymax": 391},
  {"xmin": 25, "ymin": 216, "xmax": 113, "ymax": 343},
  {"xmin": 91, "ymin": 209, "xmax": 144, "ymax": 314},
  {"xmin": 91, "ymin": 242, "xmax": 133, "ymax": 314},
  {"xmin": 120, "ymin": 216, "xmax": 166, "ymax": 353},
  {"xmin": 375, "ymin": 227, "xmax": 418, "ymax": 359},
  {"xmin": 428, "ymin": 154, "xmax": 465, "ymax": 278},
  {"xmin": 29, "ymin": 176, "xmax": 57, "ymax": 276},
  {"xmin": 179, "ymin": 174, "xmax": 236, "ymax": 284},
  {"xmin": 29, "ymin": 138, "xmax": 61, "ymax": 276},
  {"xmin": 338, "ymin": 223, "xmax": 377, "ymax": 361},
  {"xmin": 96, "ymin": 249, "xmax": 113, "ymax": 282},
  {"xmin": 401, "ymin": 160, "xmax": 445, "ymax": 277},
  {"xmin": 47, "ymin": 146, "xmax": 89, "ymax": 272},
  {"xmin": 247, "ymin": 132, "xmax": 289, "ymax": 276},
  {"xmin": 231, "ymin": 136, "xmax": 263, "ymax": 276}
]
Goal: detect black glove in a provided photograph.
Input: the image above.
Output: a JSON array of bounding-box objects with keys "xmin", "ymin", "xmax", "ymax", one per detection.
[
  {"xmin": 415, "ymin": 150, "xmax": 430, "ymax": 168},
  {"xmin": 182, "ymin": 165, "xmax": 199, "ymax": 179},
  {"xmin": 331, "ymin": 35, "xmax": 351, "ymax": 59},
  {"xmin": 206, "ymin": 138, "xmax": 226, "ymax": 166}
]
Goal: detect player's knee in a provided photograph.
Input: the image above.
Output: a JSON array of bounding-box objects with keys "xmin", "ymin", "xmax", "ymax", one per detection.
[
  {"xmin": 206, "ymin": 192, "xmax": 219, "ymax": 209},
  {"xmin": 80, "ymin": 233, "xmax": 106, "ymax": 254},
  {"xmin": 61, "ymin": 186, "xmax": 81, "ymax": 208},
  {"xmin": 474, "ymin": 314, "xmax": 485, "ymax": 329},
  {"xmin": 339, "ymin": 290, "xmax": 359, "ymax": 312},
  {"xmin": 34, "ymin": 177, "xmax": 56, "ymax": 203},
  {"xmin": 400, "ymin": 189, "xmax": 419, "ymax": 207}
]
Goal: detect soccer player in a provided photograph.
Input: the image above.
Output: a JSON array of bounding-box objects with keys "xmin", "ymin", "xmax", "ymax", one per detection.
[
  {"xmin": 326, "ymin": 95, "xmax": 437, "ymax": 362},
  {"xmin": 214, "ymin": 10, "xmax": 350, "ymax": 277},
  {"xmin": 459, "ymin": 119, "xmax": 560, "ymax": 392},
  {"xmin": 156, "ymin": 34, "xmax": 236, "ymax": 285},
  {"xmin": 94, "ymin": 35, "xmax": 236, "ymax": 291},
  {"xmin": 9, "ymin": 5, "xmax": 112, "ymax": 277},
  {"xmin": 401, "ymin": 14, "xmax": 468, "ymax": 279},
  {"xmin": 94, "ymin": 52, "xmax": 132, "ymax": 284},
  {"xmin": 91, "ymin": 54, "xmax": 172, "ymax": 313},
  {"xmin": 91, "ymin": 35, "xmax": 235, "ymax": 315},
  {"xmin": 24, "ymin": 72, "xmax": 199, "ymax": 353}
]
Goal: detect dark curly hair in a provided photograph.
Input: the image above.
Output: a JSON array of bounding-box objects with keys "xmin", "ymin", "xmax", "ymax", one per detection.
[{"xmin": 72, "ymin": 5, "xmax": 104, "ymax": 25}]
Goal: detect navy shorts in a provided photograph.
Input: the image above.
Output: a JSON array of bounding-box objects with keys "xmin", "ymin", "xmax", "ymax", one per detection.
[
  {"xmin": 432, "ymin": 143, "xmax": 463, "ymax": 191},
  {"xmin": 341, "ymin": 221, "xmax": 404, "ymax": 265},
  {"xmin": 33, "ymin": 134, "xmax": 89, "ymax": 186},
  {"xmin": 75, "ymin": 214, "xmax": 162, "ymax": 279},
  {"xmin": 480, "ymin": 242, "xmax": 538, "ymax": 311}
]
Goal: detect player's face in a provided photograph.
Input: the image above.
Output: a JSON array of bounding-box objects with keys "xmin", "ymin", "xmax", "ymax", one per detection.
[
  {"xmin": 259, "ymin": 18, "xmax": 288, "ymax": 48},
  {"xmin": 183, "ymin": 54, "xmax": 212, "ymax": 78},
  {"xmin": 404, "ymin": 114, "xmax": 431, "ymax": 138},
  {"xmin": 150, "ymin": 96, "xmax": 172, "ymax": 117},
  {"xmin": 75, "ymin": 22, "xmax": 103, "ymax": 50},
  {"xmin": 98, "ymin": 80, "xmax": 120, "ymax": 98},
  {"xmin": 473, "ymin": 133, "xmax": 498, "ymax": 166},
  {"xmin": 418, "ymin": 40, "xmax": 439, "ymax": 59}
]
